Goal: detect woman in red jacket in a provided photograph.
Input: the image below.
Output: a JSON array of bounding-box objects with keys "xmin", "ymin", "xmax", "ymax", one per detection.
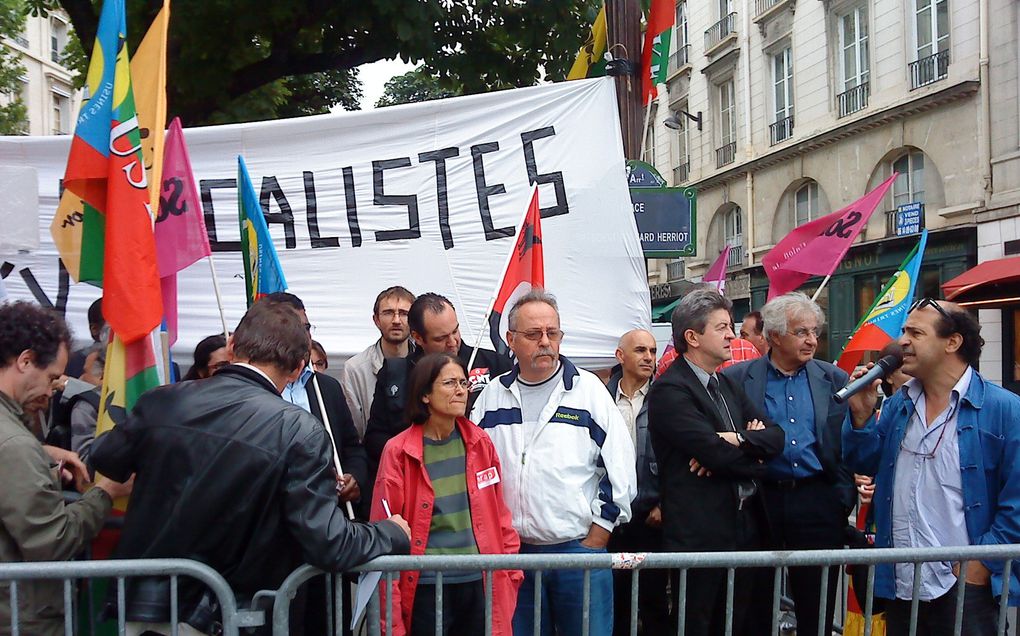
[{"xmin": 371, "ymin": 352, "xmax": 521, "ymax": 636}]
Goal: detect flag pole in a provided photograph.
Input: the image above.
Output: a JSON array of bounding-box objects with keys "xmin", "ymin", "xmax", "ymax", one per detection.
[
  {"xmin": 466, "ymin": 185, "xmax": 540, "ymax": 371},
  {"xmin": 811, "ymin": 274, "xmax": 833, "ymax": 302},
  {"xmin": 311, "ymin": 374, "xmax": 356, "ymax": 520},
  {"xmin": 639, "ymin": 98, "xmax": 653, "ymax": 161},
  {"xmin": 206, "ymin": 256, "xmax": 230, "ymax": 341}
]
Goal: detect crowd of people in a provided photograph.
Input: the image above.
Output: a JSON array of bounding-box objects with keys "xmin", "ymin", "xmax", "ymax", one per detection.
[{"xmin": 1, "ymin": 281, "xmax": 1019, "ymax": 636}]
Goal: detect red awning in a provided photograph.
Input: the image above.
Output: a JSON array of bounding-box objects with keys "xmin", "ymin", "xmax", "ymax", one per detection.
[{"xmin": 942, "ymin": 256, "xmax": 1020, "ymax": 307}]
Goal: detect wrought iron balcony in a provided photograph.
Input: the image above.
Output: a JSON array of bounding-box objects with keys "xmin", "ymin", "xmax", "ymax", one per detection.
[
  {"xmin": 909, "ymin": 50, "xmax": 950, "ymax": 90},
  {"xmin": 837, "ymin": 83, "xmax": 870, "ymax": 118},
  {"xmin": 769, "ymin": 115, "xmax": 794, "ymax": 145},
  {"xmin": 754, "ymin": 0, "xmax": 785, "ymax": 18},
  {"xmin": 673, "ymin": 163, "xmax": 690, "ymax": 184},
  {"xmin": 670, "ymin": 45, "xmax": 690, "ymax": 73},
  {"xmin": 705, "ymin": 13, "xmax": 737, "ymax": 52},
  {"xmin": 667, "ymin": 260, "xmax": 686, "ymax": 282},
  {"xmin": 716, "ymin": 142, "xmax": 736, "ymax": 168},
  {"xmin": 726, "ymin": 241, "xmax": 744, "ymax": 267}
]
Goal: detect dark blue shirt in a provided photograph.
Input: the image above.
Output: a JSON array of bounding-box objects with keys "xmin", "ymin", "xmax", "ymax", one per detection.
[{"xmin": 763, "ymin": 359, "xmax": 823, "ymax": 480}]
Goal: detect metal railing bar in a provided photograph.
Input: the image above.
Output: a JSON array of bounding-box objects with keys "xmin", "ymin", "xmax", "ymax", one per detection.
[
  {"xmin": 171, "ymin": 574, "xmax": 179, "ymax": 636},
  {"xmin": 582, "ymin": 569, "xmax": 591, "ymax": 636},
  {"xmin": 630, "ymin": 569, "xmax": 639, "ymax": 636},
  {"xmin": 770, "ymin": 567, "xmax": 781, "ymax": 636},
  {"xmin": 817, "ymin": 565, "xmax": 830, "ymax": 636},
  {"xmin": 677, "ymin": 568, "xmax": 687, "ymax": 636},
  {"xmin": 533, "ymin": 570, "xmax": 542, "ymax": 635},
  {"xmin": 63, "ymin": 578, "xmax": 73, "ymax": 636},
  {"xmin": 484, "ymin": 569, "xmax": 493, "ymax": 636},
  {"xmin": 434, "ymin": 571, "xmax": 443, "ymax": 636},
  {"xmin": 908, "ymin": 564, "xmax": 922, "ymax": 636},
  {"xmin": 998, "ymin": 559, "xmax": 1012, "ymax": 636},
  {"xmin": 11, "ymin": 579, "xmax": 18, "ymax": 636},
  {"xmin": 724, "ymin": 567, "xmax": 734, "ymax": 636},
  {"xmin": 863, "ymin": 564, "xmax": 875, "ymax": 636}
]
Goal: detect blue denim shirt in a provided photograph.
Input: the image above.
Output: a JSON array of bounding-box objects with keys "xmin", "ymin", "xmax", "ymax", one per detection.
[
  {"xmin": 843, "ymin": 370, "xmax": 1020, "ymax": 606},
  {"xmin": 764, "ymin": 361, "xmax": 823, "ymax": 480},
  {"xmin": 281, "ymin": 365, "xmax": 313, "ymax": 412}
]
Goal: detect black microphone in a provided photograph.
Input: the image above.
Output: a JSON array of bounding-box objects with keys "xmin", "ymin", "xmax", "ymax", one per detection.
[{"xmin": 833, "ymin": 352, "xmax": 904, "ymax": 404}]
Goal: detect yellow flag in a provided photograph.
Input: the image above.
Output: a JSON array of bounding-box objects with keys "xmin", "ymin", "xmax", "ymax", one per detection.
[
  {"xmin": 129, "ymin": 0, "xmax": 170, "ymax": 214},
  {"xmin": 567, "ymin": 4, "xmax": 608, "ymax": 80}
]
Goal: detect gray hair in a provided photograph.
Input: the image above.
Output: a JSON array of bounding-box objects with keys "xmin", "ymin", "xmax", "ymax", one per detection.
[
  {"xmin": 760, "ymin": 292, "xmax": 825, "ymax": 340},
  {"xmin": 671, "ymin": 287, "xmax": 733, "ymax": 353},
  {"xmin": 507, "ymin": 288, "xmax": 559, "ymax": 330}
]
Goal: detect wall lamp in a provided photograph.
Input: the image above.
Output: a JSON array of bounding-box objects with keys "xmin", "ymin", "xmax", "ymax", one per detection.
[{"xmin": 664, "ymin": 111, "xmax": 703, "ymax": 132}]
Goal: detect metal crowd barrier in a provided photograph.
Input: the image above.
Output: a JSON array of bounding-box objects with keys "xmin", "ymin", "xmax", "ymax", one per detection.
[
  {"xmin": 0, "ymin": 559, "xmax": 261, "ymax": 636},
  {"xmin": 266, "ymin": 544, "xmax": 1020, "ymax": 636}
]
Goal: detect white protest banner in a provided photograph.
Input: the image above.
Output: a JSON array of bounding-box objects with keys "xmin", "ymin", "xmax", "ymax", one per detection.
[{"xmin": 0, "ymin": 77, "xmax": 649, "ymax": 368}]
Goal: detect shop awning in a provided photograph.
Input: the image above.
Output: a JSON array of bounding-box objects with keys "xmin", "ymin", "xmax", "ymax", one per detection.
[
  {"xmin": 942, "ymin": 256, "xmax": 1020, "ymax": 308},
  {"xmin": 651, "ymin": 297, "xmax": 682, "ymax": 322}
]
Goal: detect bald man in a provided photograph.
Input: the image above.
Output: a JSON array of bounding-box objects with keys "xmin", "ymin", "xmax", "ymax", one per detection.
[{"xmin": 607, "ymin": 329, "xmax": 669, "ymax": 634}]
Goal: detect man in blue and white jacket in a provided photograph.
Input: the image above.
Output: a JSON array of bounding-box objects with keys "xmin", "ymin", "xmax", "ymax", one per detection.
[
  {"xmin": 844, "ymin": 299, "xmax": 1020, "ymax": 636},
  {"xmin": 471, "ymin": 289, "xmax": 636, "ymax": 636}
]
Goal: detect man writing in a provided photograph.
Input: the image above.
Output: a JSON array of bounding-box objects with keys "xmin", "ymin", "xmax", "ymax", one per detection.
[
  {"xmin": 91, "ymin": 301, "xmax": 410, "ymax": 635},
  {"xmin": 844, "ymin": 299, "xmax": 1020, "ymax": 635}
]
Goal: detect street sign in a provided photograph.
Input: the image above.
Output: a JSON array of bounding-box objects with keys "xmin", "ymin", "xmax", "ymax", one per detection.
[
  {"xmin": 626, "ymin": 160, "xmax": 697, "ymax": 257},
  {"xmin": 895, "ymin": 202, "xmax": 923, "ymax": 236}
]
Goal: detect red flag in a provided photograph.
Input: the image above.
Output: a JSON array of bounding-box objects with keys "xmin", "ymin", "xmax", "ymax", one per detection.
[
  {"xmin": 763, "ymin": 174, "xmax": 897, "ymax": 300},
  {"xmin": 487, "ymin": 186, "xmax": 545, "ymax": 357},
  {"xmin": 641, "ymin": 0, "xmax": 675, "ymax": 104},
  {"xmin": 703, "ymin": 245, "xmax": 731, "ymax": 293}
]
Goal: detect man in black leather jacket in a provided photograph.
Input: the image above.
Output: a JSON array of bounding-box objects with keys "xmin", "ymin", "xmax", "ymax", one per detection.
[{"xmin": 91, "ymin": 302, "xmax": 411, "ymax": 634}]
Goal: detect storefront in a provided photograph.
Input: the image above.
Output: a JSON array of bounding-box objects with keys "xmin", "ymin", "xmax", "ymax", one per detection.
[{"xmin": 748, "ymin": 227, "xmax": 977, "ymax": 363}]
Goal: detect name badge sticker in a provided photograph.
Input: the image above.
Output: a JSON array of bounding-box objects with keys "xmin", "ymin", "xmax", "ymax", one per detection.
[{"xmin": 476, "ymin": 466, "xmax": 500, "ymax": 489}]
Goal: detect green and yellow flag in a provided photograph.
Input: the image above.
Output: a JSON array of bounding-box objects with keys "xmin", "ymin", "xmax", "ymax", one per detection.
[{"xmin": 567, "ymin": 4, "xmax": 608, "ymax": 80}]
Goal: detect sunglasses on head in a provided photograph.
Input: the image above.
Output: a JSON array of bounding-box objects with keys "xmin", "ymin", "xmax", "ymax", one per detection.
[{"xmin": 908, "ymin": 297, "xmax": 952, "ymax": 322}]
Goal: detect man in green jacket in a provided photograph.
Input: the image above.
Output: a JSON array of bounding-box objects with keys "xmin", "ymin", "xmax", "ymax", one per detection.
[{"xmin": 0, "ymin": 301, "xmax": 131, "ymax": 635}]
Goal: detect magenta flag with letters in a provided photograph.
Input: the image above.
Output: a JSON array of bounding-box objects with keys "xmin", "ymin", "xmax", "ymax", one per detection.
[
  {"xmin": 763, "ymin": 174, "xmax": 897, "ymax": 300},
  {"xmin": 703, "ymin": 245, "xmax": 731, "ymax": 293},
  {"xmin": 154, "ymin": 117, "xmax": 210, "ymax": 344}
]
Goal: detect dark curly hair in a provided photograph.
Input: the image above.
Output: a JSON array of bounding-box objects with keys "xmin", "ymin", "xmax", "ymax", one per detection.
[
  {"xmin": 933, "ymin": 305, "xmax": 984, "ymax": 367},
  {"xmin": 0, "ymin": 301, "xmax": 72, "ymax": 369}
]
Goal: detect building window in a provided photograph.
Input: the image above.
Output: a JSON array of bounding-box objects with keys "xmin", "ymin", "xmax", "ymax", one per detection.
[
  {"xmin": 716, "ymin": 80, "xmax": 736, "ymax": 167},
  {"xmin": 795, "ymin": 182, "xmax": 819, "ymax": 226},
  {"xmin": 50, "ymin": 17, "xmax": 69, "ymax": 64},
  {"xmin": 724, "ymin": 206, "xmax": 743, "ymax": 266},
  {"xmin": 837, "ymin": 6, "xmax": 870, "ymax": 117},
  {"xmin": 52, "ymin": 92, "xmax": 69, "ymax": 135},
  {"xmin": 674, "ymin": 1, "xmax": 689, "ymax": 67},
  {"xmin": 911, "ymin": 0, "xmax": 949, "ymax": 88},
  {"xmin": 770, "ymin": 47, "xmax": 794, "ymax": 145},
  {"xmin": 892, "ymin": 151, "xmax": 925, "ymax": 208},
  {"xmin": 671, "ymin": 106, "xmax": 690, "ymax": 184}
]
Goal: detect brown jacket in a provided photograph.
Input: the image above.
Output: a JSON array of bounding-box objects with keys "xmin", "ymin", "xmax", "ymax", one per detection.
[{"xmin": 0, "ymin": 391, "xmax": 111, "ymax": 635}]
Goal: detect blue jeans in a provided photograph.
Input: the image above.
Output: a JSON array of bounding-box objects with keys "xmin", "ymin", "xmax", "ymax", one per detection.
[{"xmin": 512, "ymin": 539, "xmax": 613, "ymax": 636}]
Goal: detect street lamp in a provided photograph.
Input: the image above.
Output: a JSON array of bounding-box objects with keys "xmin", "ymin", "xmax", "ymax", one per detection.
[{"xmin": 664, "ymin": 111, "xmax": 703, "ymax": 132}]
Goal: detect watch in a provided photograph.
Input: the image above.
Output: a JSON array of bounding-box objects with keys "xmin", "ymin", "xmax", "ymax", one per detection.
[{"xmin": 736, "ymin": 432, "xmax": 746, "ymax": 445}]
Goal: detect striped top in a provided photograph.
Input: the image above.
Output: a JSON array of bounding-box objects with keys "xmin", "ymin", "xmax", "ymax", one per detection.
[{"xmin": 420, "ymin": 426, "xmax": 480, "ymax": 584}]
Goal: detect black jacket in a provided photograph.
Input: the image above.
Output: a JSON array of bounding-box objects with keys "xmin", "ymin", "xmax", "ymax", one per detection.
[
  {"xmin": 647, "ymin": 356, "xmax": 785, "ymax": 551},
  {"xmin": 606, "ymin": 369, "xmax": 659, "ymax": 523},
  {"xmin": 90, "ymin": 365, "xmax": 409, "ymax": 630},
  {"xmin": 306, "ymin": 371, "xmax": 369, "ymax": 491},
  {"xmin": 721, "ymin": 357, "xmax": 855, "ymax": 512}
]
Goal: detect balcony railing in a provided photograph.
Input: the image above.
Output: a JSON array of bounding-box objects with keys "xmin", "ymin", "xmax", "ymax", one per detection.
[
  {"xmin": 754, "ymin": 0, "xmax": 785, "ymax": 18},
  {"xmin": 837, "ymin": 82, "xmax": 870, "ymax": 118},
  {"xmin": 673, "ymin": 163, "xmax": 690, "ymax": 184},
  {"xmin": 716, "ymin": 142, "xmax": 736, "ymax": 168},
  {"xmin": 909, "ymin": 50, "xmax": 950, "ymax": 90},
  {"xmin": 670, "ymin": 44, "xmax": 690, "ymax": 73},
  {"xmin": 13, "ymin": 35, "xmax": 28, "ymax": 47},
  {"xmin": 667, "ymin": 260, "xmax": 686, "ymax": 282},
  {"xmin": 726, "ymin": 241, "xmax": 744, "ymax": 267},
  {"xmin": 705, "ymin": 13, "xmax": 737, "ymax": 52},
  {"xmin": 769, "ymin": 115, "xmax": 794, "ymax": 145}
]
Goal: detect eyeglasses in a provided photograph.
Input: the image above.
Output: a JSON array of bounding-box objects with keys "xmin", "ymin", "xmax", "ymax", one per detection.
[
  {"xmin": 511, "ymin": 329, "xmax": 565, "ymax": 342},
  {"xmin": 311, "ymin": 359, "xmax": 327, "ymax": 370},
  {"xmin": 438, "ymin": 378, "xmax": 470, "ymax": 390},
  {"xmin": 304, "ymin": 323, "xmax": 316, "ymax": 334},
  {"xmin": 378, "ymin": 309, "xmax": 409, "ymax": 320},
  {"xmin": 908, "ymin": 297, "xmax": 952, "ymax": 323},
  {"xmin": 788, "ymin": 327, "xmax": 820, "ymax": 339},
  {"xmin": 899, "ymin": 397, "xmax": 956, "ymax": 460}
]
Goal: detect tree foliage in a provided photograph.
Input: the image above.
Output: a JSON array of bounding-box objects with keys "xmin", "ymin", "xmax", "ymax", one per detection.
[
  {"xmin": 25, "ymin": 0, "xmax": 600, "ymax": 125},
  {"xmin": 376, "ymin": 66, "xmax": 459, "ymax": 108},
  {"xmin": 0, "ymin": 0, "xmax": 28, "ymax": 134}
]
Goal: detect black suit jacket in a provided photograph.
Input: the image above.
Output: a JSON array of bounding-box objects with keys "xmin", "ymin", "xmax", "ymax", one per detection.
[
  {"xmin": 721, "ymin": 357, "xmax": 855, "ymax": 511},
  {"xmin": 648, "ymin": 356, "xmax": 785, "ymax": 551},
  {"xmin": 305, "ymin": 372, "xmax": 369, "ymax": 493}
]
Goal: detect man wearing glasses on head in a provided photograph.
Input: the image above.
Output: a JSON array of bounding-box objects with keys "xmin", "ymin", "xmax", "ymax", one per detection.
[
  {"xmin": 471, "ymin": 288, "xmax": 636, "ymax": 636},
  {"xmin": 844, "ymin": 298, "xmax": 1020, "ymax": 635}
]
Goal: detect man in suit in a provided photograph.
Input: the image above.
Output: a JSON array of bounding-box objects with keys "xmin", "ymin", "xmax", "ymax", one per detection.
[
  {"xmin": 648, "ymin": 288, "xmax": 784, "ymax": 636},
  {"xmin": 722, "ymin": 292, "xmax": 853, "ymax": 635}
]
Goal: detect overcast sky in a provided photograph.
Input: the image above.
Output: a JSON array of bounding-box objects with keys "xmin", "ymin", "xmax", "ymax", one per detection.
[{"xmin": 357, "ymin": 58, "xmax": 417, "ymax": 110}]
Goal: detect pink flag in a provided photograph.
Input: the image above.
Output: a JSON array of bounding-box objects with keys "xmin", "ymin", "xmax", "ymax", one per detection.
[
  {"xmin": 703, "ymin": 245, "xmax": 731, "ymax": 293},
  {"xmin": 154, "ymin": 118, "xmax": 210, "ymax": 344},
  {"xmin": 762, "ymin": 173, "xmax": 897, "ymax": 300},
  {"xmin": 155, "ymin": 118, "xmax": 210, "ymax": 276}
]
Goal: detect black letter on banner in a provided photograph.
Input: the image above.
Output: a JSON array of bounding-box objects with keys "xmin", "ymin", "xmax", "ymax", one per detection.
[
  {"xmin": 521, "ymin": 127, "xmax": 569, "ymax": 219},
  {"xmin": 471, "ymin": 142, "xmax": 514, "ymax": 240},
  {"xmin": 259, "ymin": 176, "xmax": 297, "ymax": 249},
  {"xmin": 1, "ymin": 260, "xmax": 70, "ymax": 315},
  {"xmin": 343, "ymin": 167, "xmax": 362, "ymax": 248},
  {"xmin": 373, "ymin": 158, "xmax": 421, "ymax": 242},
  {"xmin": 200, "ymin": 178, "xmax": 239, "ymax": 252},
  {"xmin": 418, "ymin": 147, "xmax": 460, "ymax": 250},
  {"xmin": 304, "ymin": 171, "xmax": 339, "ymax": 248}
]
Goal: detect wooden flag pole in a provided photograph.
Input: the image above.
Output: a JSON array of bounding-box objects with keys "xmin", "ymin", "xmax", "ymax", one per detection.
[
  {"xmin": 206, "ymin": 256, "xmax": 230, "ymax": 342},
  {"xmin": 311, "ymin": 374, "xmax": 356, "ymax": 520},
  {"xmin": 811, "ymin": 273, "xmax": 833, "ymax": 302}
]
